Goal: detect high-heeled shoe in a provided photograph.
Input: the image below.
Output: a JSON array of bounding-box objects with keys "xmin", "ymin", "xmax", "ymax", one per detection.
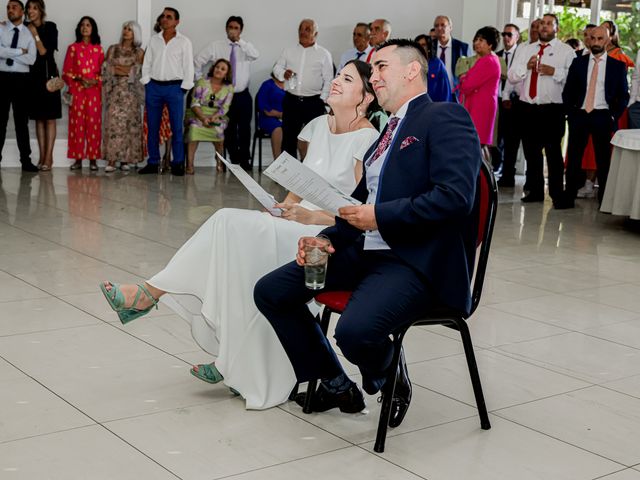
[
  {"xmin": 99, "ymin": 282, "xmax": 158, "ymax": 325},
  {"xmin": 190, "ymin": 363, "xmax": 224, "ymax": 384},
  {"xmin": 216, "ymin": 159, "xmax": 226, "ymax": 173}
]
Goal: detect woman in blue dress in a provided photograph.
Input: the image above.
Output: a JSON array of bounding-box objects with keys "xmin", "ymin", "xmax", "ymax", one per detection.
[
  {"xmin": 415, "ymin": 34, "xmax": 452, "ymax": 102},
  {"xmin": 255, "ymin": 74, "xmax": 285, "ymax": 158}
]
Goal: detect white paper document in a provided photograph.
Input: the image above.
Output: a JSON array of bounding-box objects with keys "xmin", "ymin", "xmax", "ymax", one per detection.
[
  {"xmin": 263, "ymin": 152, "xmax": 361, "ymax": 215},
  {"xmin": 216, "ymin": 153, "xmax": 282, "ymax": 217}
]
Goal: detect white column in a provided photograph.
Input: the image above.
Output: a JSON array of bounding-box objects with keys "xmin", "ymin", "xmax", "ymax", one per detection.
[
  {"xmin": 529, "ymin": 0, "xmax": 538, "ymax": 22},
  {"xmin": 590, "ymin": 0, "xmax": 602, "ymax": 24},
  {"xmin": 137, "ymin": 0, "xmax": 152, "ymax": 47}
]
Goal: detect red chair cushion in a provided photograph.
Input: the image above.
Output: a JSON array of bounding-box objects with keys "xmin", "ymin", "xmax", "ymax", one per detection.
[{"xmin": 315, "ymin": 291, "xmax": 353, "ymax": 313}]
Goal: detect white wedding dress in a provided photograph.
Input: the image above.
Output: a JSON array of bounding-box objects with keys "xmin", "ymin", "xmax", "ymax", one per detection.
[{"xmin": 148, "ymin": 115, "xmax": 379, "ymax": 409}]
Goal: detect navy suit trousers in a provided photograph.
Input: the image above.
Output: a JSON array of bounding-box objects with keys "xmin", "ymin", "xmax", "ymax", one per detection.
[{"xmin": 254, "ymin": 237, "xmax": 434, "ymax": 394}]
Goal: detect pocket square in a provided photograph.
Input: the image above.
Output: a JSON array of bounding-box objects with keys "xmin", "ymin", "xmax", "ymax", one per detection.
[{"xmin": 400, "ymin": 136, "xmax": 419, "ymax": 149}]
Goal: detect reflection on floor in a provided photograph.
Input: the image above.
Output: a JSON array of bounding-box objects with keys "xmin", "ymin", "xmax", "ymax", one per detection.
[{"xmin": 1, "ymin": 167, "xmax": 640, "ymax": 480}]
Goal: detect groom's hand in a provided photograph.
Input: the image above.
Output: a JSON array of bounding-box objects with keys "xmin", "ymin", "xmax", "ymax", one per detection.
[{"xmin": 338, "ymin": 204, "xmax": 377, "ymax": 231}]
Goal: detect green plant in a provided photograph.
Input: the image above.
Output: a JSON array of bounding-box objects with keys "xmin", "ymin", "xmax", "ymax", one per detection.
[
  {"xmin": 612, "ymin": 2, "xmax": 640, "ymax": 56},
  {"xmin": 556, "ymin": 5, "xmax": 589, "ymax": 42}
]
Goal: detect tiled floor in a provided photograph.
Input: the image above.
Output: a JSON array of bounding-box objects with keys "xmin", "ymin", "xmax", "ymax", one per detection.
[{"xmin": 1, "ymin": 167, "xmax": 640, "ymax": 480}]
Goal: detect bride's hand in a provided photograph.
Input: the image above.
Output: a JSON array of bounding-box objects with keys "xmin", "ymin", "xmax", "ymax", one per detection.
[{"xmin": 275, "ymin": 202, "xmax": 316, "ymax": 224}]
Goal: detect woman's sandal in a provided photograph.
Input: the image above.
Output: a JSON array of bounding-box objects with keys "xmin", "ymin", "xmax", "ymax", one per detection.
[
  {"xmin": 99, "ymin": 282, "xmax": 158, "ymax": 325},
  {"xmin": 190, "ymin": 363, "xmax": 224, "ymax": 384}
]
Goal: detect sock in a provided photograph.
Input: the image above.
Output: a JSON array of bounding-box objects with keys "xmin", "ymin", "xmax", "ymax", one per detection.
[{"xmin": 321, "ymin": 372, "xmax": 353, "ymax": 394}]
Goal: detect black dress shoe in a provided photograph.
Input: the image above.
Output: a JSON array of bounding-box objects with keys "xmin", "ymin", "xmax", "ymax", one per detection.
[
  {"xmin": 171, "ymin": 163, "xmax": 185, "ymax": 176},
  {"xmin": 521, "ymin": 193, "xmax": 544, "ymax": 203},
  {"xmin": 21, "ymin": 162, "xmax": 39, "ymax": 172},
  {"xmin": 497, "ymin": 177, "xmax": 515, "ymax": 188},
  {"xmin": 240, "ymin": 162, "xmax": 252, "ymax": 171},
  {"xmin": 295, "ymin": 382, "xmax": 365, "ymax": 413},
  {"xmin": 388, "ymin": 348, "xmax": 412, "ymax": 428},
  {"xmin": 138, "ymin": 164, "xmax": 159, "ymax": 174},
  {"xmin": 553, "ymin": 198, "xmax": 575, "ymax": 210}
]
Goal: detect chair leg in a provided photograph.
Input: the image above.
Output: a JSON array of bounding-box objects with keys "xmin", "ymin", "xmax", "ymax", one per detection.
[
  {"xmin": 258, "ymin": 136, "xmax": 263, "ymax": 170},
  {"xmin": 251, "ymin": 135, "xmax": 257, "ymax": 168},
  {"xmin": 288, "ymin": 384, "xmax": 299, "ymax": 401},
  {"xmin": 455, "ymin": 319, "xmax": 491, "ymax": 430},
  {"xmin": 374, "ymin": 335, "xmax": 405, "ymax": 453}
]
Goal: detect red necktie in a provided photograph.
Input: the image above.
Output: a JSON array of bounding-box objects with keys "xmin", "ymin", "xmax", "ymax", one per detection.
[
  {"xmin": 528, "ymin": 43, "xmax": 549, "ymax": 100},
  {"xmin": 366, "ymin": 117, "xmax": 399, "ymax": 166}
]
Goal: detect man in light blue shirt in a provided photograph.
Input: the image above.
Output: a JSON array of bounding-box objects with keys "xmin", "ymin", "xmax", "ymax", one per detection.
[{"xmin": 0, "ymin": 0, "xmax": 37, "ymax": 171}]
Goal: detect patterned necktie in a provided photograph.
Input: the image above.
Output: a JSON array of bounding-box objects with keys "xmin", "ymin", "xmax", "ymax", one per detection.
[
  {"xmin": 585, "ymin": 56, "xmax": 601, "ymax": 113},
  {"xmin": 439, "ymin": 45, "xmax": 447, "ymax": 64},
  {"xmin": 229, "ymin": 43, "xmax": 237, "ymax": 86},
  {"xmin": 528, "ymin": 43, "xmax": 549, "ymax": 100},
  {"xmin": 6, "ymin": 27, "xmax": 19, "ymax": 66},
  {"xmin": 366, "ymin": 117, "xmax": 400, "ymax": 166}
]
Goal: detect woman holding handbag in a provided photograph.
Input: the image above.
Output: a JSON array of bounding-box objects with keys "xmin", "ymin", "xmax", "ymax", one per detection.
[{"xmin": 25, "ymin": 0, "xmax": 62, "ymax": 172}]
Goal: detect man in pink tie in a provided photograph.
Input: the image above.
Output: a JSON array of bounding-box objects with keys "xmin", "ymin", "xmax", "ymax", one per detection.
[
  {"xmin": 194, "ymin": 16, "xmax": 259, "ymax": 170},
  {"xmin": 561, "ymin": 25, "xmax": 629, "ymax": 207}
]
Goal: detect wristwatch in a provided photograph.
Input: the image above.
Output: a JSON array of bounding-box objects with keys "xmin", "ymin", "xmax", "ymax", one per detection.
[{"xmin": 34, "ymin": 35, "xmax": 40, "ymax": 42}]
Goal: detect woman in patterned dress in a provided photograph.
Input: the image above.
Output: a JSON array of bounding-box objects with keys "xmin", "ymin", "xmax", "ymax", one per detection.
[
  {"xmin": 102, "ymin": 21, "xmax": 144, "ymax": 172},
  {"xmin": 185, "ymin": 59, "xmax": 234, "ymax": 174},
  {"xmin": 63, "ymin": 16, "xmax": 104, "ymax": 171}
]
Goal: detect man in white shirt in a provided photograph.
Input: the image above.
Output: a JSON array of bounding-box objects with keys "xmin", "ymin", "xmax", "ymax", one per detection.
[
  {"xmin": 194, "ymin": 16, "xmax": 258, "ymax": 170},
  {"xmin": 562, "ymin": 25, "xmax": 629, "ymax": 208},
  {"xmin": 273, "ymin": 19, "xmax": 333, "ymax": 159},
  {"xmin": 507, "ymin": 13, "xmax": 575, "ymax": 206},
  {"xmin": 364, "ymin": 19, "xmax": 390, "ymax": 62},
  {"xmin": 433, "ymin": 15, "xmax": 469, "ymax": 97},
  {"xmin": 496, "ymin": 23, "xmax": 522, "ymax": 187},
  {"xmin": 337, "ymin": 22, "xmax": 372, "ymax": 71},
  {"xmin": 139, "ymin": 7, "xmax": 194, "ymax": 176},
  {"xmin": 0, "ymin": 0, "xmax": 37, "ymax": 172}
]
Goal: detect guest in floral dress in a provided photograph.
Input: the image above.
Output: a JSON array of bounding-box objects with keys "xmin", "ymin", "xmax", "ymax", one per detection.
[
  {"xmin": 102, "ymin": 21, "xmax": 144, "ymax": 172},
  {"xmin": 63, "ymin": 16, "xmax": 104, "ymax": 171},
  {"xmin": 185, "ymin": 58, "xmax": 234, "ymax": 174}
]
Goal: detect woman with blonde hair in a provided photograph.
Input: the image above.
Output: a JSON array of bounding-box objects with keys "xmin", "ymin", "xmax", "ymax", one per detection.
[{"xmin": 102, "ymin": 21, "xmax": 144, "ymax": 172}]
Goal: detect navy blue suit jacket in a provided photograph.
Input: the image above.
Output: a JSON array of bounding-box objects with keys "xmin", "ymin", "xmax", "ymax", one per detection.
[
  {"xmin": 562, "ymin": 54, "xmax": 630, "ymax": 121},
  {"xmin": 321, "ymin": 94, "xmax": 482, "ymax": 315}
]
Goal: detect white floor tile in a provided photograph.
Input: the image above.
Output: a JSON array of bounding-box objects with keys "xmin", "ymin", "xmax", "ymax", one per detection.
[
  {"xmin": 362, "ymin": 416, "xmax": 620, "ymax": 480},
  {"xmin": 410, "ymin": 349, "xmax": 589, "ymax": 410},
  {"xmin": 597, "ymin": 470, "xmax": 640, "ymax": 480},
  {"xmin": 495, "ymin": 332, "xmax": 640, "ymax": 383},
  {"xmin": 0, "ymin": 271, "xmax": 49, "ymax": 303},
  {"xmin": 106, "ymin": 400, "xmax": 349, "ymax": 480},
  {"xmin": 497, "ymin": 386, "xmax": 640, "ymax": 465},
  {"xmin": 0, "ymin": 426, "xmax": 178, "ymax": 479}
]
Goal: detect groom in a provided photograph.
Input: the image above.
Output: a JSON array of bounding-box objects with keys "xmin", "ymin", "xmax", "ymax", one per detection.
[{"xmin": 254, "ymin": 39, "xmax": 482, "ymax": 426}]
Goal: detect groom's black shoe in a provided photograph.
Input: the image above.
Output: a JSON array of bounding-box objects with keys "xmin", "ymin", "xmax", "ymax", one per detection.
[
  {"xmin": 295, "ymin": 382, "xmax": 365, "ymax": 413},
  {"xmin": 388, "ymin": 348, "xmax": 412, "ymax": 428}
]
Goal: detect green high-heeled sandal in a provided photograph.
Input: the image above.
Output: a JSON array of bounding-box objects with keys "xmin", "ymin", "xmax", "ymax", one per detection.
[
  {"xmin": 99, "ymin": 282, "xmax": 158, "ymax": 325},
  {"xmin": 190, "ymin": 363, "xmax": 224, "ymax": 384}
]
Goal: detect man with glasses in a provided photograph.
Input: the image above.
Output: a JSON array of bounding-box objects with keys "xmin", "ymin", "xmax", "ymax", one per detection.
[
  {"xmin": 140, "ymin": 7, "xmax": 194, "ymax": 176},
  {"xmin": 496, "ymin": 24, "xmax": 521, "ymax": 187}
]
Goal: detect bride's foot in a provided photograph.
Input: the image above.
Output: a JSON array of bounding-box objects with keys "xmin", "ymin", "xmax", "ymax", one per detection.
[
  {"xmin": 190, "ymin": 363, "xmax": 224, "ymax": 384},
  {"xmin": 99, "ymin": 281, "xmax": 159, "ymax": 324}
]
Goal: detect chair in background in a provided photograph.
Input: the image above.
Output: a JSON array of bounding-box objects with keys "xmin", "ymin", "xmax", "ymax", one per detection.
[
  {"xmin": 251, "ymin": 96, "xmax": 271, "ymax": 170},
  {"xmin": 304, "ymin": 156, "xmax": 498, "ymax": 453}
]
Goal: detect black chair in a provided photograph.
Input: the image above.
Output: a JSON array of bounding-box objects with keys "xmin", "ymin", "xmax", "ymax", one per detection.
[
  {"xmin": 251, "ymin": 96, "xmax": 272, "ymax": 170},
  {"xmin": 305, "ymin": 156, "xmax": 498, "ymax": 453}
]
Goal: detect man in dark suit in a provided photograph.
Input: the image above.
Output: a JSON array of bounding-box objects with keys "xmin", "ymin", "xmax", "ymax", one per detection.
[
  {"xmin": 561, "ymin": 25, "xmax": 629, "ymax": 207},
  {"xmin": 254, "ymin": 39, "xmax": 482, "ymax": 426},
  {"xmin": 433, "ymin": 15, "xmax": 469, "ymax": 99}
]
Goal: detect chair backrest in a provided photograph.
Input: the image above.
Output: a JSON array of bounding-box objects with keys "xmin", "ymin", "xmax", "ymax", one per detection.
[
  {"xmin": 254, "ymin": 95, "xmax": 261, "ymax": 133},
  {"xmin": 469, "ymin": 156, "xmax": 498, "ymax": 317}
]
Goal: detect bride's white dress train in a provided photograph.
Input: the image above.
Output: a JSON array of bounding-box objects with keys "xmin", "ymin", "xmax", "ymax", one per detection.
[{"xmin": 148, "ymin": 115, "xmax": 379, "ymax": 409}]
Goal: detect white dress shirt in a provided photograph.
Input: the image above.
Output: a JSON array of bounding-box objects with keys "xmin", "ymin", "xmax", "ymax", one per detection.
[
  {"xmin": 364, "ymin": 92, "xmax": 426, "ymax": 250},
  {"xmin": 630, "ymin": 50, "xmax": 640, "ymax": 105},
  {"xmin": 0, "ymin": 22, "xmax": 36, "ymax": 73},
  {"xmin": 337, "ymin": 45, "xmax": 373, "ymax": 71},
  {"xmin": 193, "ymin": 38, "xmax": 259, "ymax": 91},
  {"xmin": 508, "ymin": 37, "xmax": 576, "ymax": 105},
  {"xmin": 581, "ymin": 53, "xmax": 608, "ymax": 111},
  {"xmin": 437, "ymin": 38, "xmax": 454, "ymax": 88},
  {"xmin": 273, "ymin": 43, "xmax": 333, "ymax": 100},
  {"xmin": 141, "ymin": 31, "xmax": 194, "ymax": 90}
]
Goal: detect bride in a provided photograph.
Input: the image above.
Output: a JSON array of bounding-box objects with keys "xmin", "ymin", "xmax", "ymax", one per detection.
[{"xmin": 100, "ymin": 60, "xmax": 381, "ymax": 409}]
